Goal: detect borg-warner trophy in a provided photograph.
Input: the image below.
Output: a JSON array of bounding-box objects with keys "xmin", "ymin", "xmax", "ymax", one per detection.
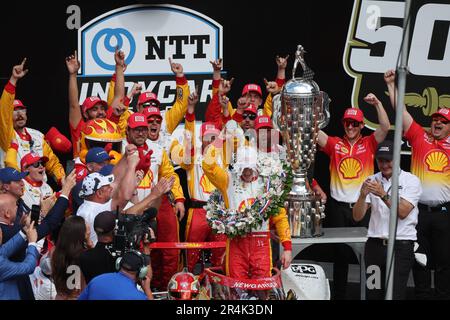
[{"xmin": 275, "ymin": 45, "xmax": 330, "ymax": 238}]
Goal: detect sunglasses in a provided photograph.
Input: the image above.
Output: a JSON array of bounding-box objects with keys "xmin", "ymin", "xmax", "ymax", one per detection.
[
  {"xmin": 203, "ymin": 135, "xmax": 217, "ymax": 143},
  {"xmin": 243, "ymin": 113, "xmax": 257, "ymax": 120},
  {"xmin": 143, "ymin": 101, "xmax": 159, "ymax": 108},
  {"xmin": 343, "ymin": 120, "xmax": 362, "ymax": 127},
  {"xmin": 148, "ymin": 117, "xmax": 162, "ymax": 124},
  {"xmin": 13, "ymin": 108, "xmax": 27, "ymax": 115},
  {"xmin": 28, "ymin": 161, "xmax": 44, "ymax": 169},
  {"xmin": 432, "ymin": 117, "xmax": 449, "ymax": 125}
]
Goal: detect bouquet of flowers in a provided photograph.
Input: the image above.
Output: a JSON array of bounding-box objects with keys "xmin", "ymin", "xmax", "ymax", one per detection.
[{"xmin": 206, "ymin": 154, "xmax": 293, "ymax": 238}]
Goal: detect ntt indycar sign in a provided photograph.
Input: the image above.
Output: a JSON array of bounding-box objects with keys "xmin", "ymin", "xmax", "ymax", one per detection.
[{"xmin": 77, "ymin": 4, "xmax": 223, "ymax": 114}]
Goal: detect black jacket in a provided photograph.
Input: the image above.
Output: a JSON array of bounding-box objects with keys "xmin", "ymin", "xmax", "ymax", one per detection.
[
  {"xmin": 1, "ymin": 196, "xmax": 69, "ymax": 300},
  {"xmin": 79, "ymin": 242, "xmax": 116, "ymax": 284}
]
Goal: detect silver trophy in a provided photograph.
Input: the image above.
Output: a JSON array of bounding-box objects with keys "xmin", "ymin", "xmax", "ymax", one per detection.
[{"xmin": 275, "ymin": 45, "xmax": 330, "ymax": 238}]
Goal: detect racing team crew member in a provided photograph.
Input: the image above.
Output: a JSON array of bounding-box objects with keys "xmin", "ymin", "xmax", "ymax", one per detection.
[
  {"xmin": 202, "ymin": 145, "xmax": 292, "ymax": 279},
  {"xmin": 66, "ymin": 49, "xmax": 126, "ymax": 158},
  {"xmin": 205, "ymin": 56, "xmax": 287, "ymax": 130},
  {"xmin": 0, "ymin": 59, "xmax": 65, "ymax": 184},
  {"xmin": 317, "ymin": 93, "xmax": 390, "ymax": 299},
  {"xmin": 122, "ymin": 112, "xmax": 185, "ymax": 291},
  {"xmin": 385, "ymin": 69, "xmax": 450, "ymax": 300},
  {"xmin": 171, "ymin": 91, "xmax": 227, "ymax": 272}
]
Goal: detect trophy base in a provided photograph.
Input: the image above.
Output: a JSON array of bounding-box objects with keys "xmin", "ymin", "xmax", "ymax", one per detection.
[{"xmin": 285, "ymin": 194, "xmax": 325, "ymax": 239}]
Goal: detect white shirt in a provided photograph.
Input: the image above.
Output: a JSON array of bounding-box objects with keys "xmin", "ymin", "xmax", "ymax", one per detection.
[
  {"xmin": 22, "ymin": 179, "xmax": 54, "ymax": 209},
  {"xmin": 365, "ymin": 170, "xmax": 422, "ymax": 240},
  {"xmin": 76, "ymin": 199, "xmax": 112, "ymax": 245},
  {"xmin": 29, "ymin": 267, "xmax": 56, "ymax": 300}
]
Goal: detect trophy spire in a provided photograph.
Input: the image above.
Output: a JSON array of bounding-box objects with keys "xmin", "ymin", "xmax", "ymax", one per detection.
[{"xmin": 292, "ymin": 44, "xmax": 315, "ymax": 81}]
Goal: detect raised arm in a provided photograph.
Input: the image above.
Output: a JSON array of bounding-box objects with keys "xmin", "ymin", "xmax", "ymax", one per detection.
[
  {"xmin": 124, "ymin": 177, "xmax": 174, "ymax": 215},
  {"xmin": 384, "ymin": 69, "xmax": 413, "ymax": 133},
  {"xmin": 66, "ymin": 51, "xmax": 82, "ymax": 130},
  {"xmin": 0, "ymin": 58, "xmax": 28, "ymax": 152},
  {"xmin": 111, "ymin": 144, "xmax": 140, "ymax": 211},
  {"xmin": 202, "ymin": 144, "xmax": 229, "ymax": 197},
  {"xmin": 317, "ymin": 130, "xmax": 329, "ymax": 149},
  {"xmin": 109, "ymin": 49, "xmax": 126, "ymax": 116},
  {"xmin": 164, "ymin": 58, "xmax": 190, "ymax": 134},
  {"xmin": 363, "ymin": 93, "xmax": 390, "ymax": 143}
]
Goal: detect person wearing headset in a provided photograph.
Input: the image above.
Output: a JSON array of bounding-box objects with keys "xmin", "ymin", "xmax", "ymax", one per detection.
[{"xmin": 78, "ymin": 250, "xmax": 153, "ymax": 300}]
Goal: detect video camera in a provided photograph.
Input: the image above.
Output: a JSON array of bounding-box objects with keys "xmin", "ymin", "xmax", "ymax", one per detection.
[{"xmin": 110, "ymin": 207, "xmax": 158, "ymax": 258}]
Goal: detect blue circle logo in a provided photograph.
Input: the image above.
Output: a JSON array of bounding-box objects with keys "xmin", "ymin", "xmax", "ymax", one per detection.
[{"xmin": 92, "ymin": 28, "xmax": 136, "ymax": 71}]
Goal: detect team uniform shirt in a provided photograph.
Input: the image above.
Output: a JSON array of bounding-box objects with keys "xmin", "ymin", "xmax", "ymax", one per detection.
[
  {"xmin": 404, "ymin": 121, "xmax": 450, "ymax": 206},
  {"xmin": 121, "ymin": 139, "xmax": 184, "ymax": 203},
  {"xmin": 364, "ymin": 170, "xmax": 422, "ymax": 240},
  {"xmin": 22, "ymin": 178, "xmax": 54, "ymax": 210},
  {"xmin": 202, "ymin": 147, "xmax": 291, "ymax": 247},
  {"xmin": 171, "ymin": 117, "xmax": 222, "ymax": 202},
  {"xmin": 322, "ymin": 134, "xmax": 378, "ymax": 203},
  {"xmin": 0, "ymin": 82, "xmax": 65, "ymax": 181},
  {"xmin": 77, "ymin": 199, "xmax": 113, "ymax": 245}
]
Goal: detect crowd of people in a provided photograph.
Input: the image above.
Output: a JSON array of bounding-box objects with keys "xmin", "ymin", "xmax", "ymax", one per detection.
[{"xmin": 0, "ymin": 48, "xmax": 448, "ymax": 300}]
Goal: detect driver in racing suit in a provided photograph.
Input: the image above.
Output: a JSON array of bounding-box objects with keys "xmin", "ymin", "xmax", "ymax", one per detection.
[{"xmin": 202, "ymin": 145, "xmax": 292, "ymax": 279}]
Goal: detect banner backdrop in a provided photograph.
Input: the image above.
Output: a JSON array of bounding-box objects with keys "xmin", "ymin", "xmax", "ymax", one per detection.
[{"xmin": 1, "ymin": 0, "xmax": 448, "ymax": 193}]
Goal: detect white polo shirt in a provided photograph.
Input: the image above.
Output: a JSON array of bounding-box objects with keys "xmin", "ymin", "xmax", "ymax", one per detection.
[
  {"xmin": 76, "ymin": 199, "xmax": 112, "ymax": 245},
  {"xmin": 365, "ymin": 170, "xmax": 422, "ymax": 241}
]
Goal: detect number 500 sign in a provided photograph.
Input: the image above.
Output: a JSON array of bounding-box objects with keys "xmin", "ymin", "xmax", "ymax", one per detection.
[{"xmin": 346, "ymin": 1, "xmax": 450, "ymax": 77}]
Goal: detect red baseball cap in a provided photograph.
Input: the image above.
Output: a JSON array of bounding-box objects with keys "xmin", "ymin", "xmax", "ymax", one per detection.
[
  {"xmin": 127, "ymin": 113, "xmax": 148, "ymax": 129},
  {"xmin": 255, "ymin": 115, "xmax": 273, "ymax": 130},
  {"xmin": 342, "ymin": 108, "xmax": 364, "ymax": 122},
  {"xmin": 20, "ymin": 152, "xmax": 49, "ymax": 170},
  {"xmin": 138, "ymin": 92, "xmax": 160, "ymax": 106},
  {"xmin": 431, "ymin": 108, "xmax": 450, "ymax": 121},
  {"xmin": 242, "ymin": 84, "xmax": 262, "ymax": 97},
  {"xmin": 242, "ymin": 104, "xmax": 258, "ymax": 115},
  {"xmin": 81, "ymin": 97, "xmax": 108, "ymax": 114},
  {"xmin": 142, "ymin": 107, "xmax": 162, "ymax": 119},
  {"xmin": 200, "ymin": 122, "xmax": 220, "ymax": 137},
  {"xmin": 13, "ymin": 100, "xmax": 26, "ymax": 110}
]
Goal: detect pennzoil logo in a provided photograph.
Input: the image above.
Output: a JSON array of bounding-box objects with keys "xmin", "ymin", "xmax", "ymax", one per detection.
[
  {"xmin": 338, "ymin": 157, "xmax": 363, "ymax": 179},
  {"xmin": 424, "ymin": 150, "xmax": 448, "ymax": 173},
  {"xmin": 344, "ymin": 0, "xmax": 450, "ymax": 141}
]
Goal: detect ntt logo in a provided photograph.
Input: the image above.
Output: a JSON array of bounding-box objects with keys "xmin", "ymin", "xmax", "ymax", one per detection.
[{"xmin": 92, "ymin": 28, "xmax": 136, "ymax": 71}]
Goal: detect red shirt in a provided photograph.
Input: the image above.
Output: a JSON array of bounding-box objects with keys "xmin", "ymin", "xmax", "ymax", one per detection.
[
  {"xmin": 404, "ymin": 120, "xmax": 450, "ymax": 206},
  {"xmin": 322, "ymin": 134, "xmax": 378, "ymax": 203}
]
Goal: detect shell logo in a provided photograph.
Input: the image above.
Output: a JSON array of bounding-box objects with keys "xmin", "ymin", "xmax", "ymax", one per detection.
[
  {"xmin": 238, "ymin": 198, "xmax": 256, "ymax": 212},
  {"xmin": 338, "ymin": 157, "xmax": 362, "ymax": 179},
  {"xmin": 199, "ymin": 174, "xmax": 215, "ymax": 194},
  {"xmin": 425, "ymin": 151, "xmax": 448, "ymax": 173}
]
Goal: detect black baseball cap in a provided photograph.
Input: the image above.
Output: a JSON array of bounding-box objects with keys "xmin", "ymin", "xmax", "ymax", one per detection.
[
  {"xmin": 121, "ymin": 251, "xmax": 146, "ymax": 272},
  {"xmin": 93, "ymin": 211, "xmax": 116, "ymax": 234},
  {"xmin": 376, "ymin": 140, "xmax": 394, "ymax": 160}
]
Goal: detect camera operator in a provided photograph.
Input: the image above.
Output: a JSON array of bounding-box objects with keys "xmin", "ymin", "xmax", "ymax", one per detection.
[
  {"xmin": 79, "ymin": 211, "xmax": 116, "ymax": 284},
  {"xmin": 78, "ymin": 250, "xmax": 153, "ymax": 300},
  {"xmin": 79, "ymin": 174, "xmax": 173, "ymax": 284}
]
